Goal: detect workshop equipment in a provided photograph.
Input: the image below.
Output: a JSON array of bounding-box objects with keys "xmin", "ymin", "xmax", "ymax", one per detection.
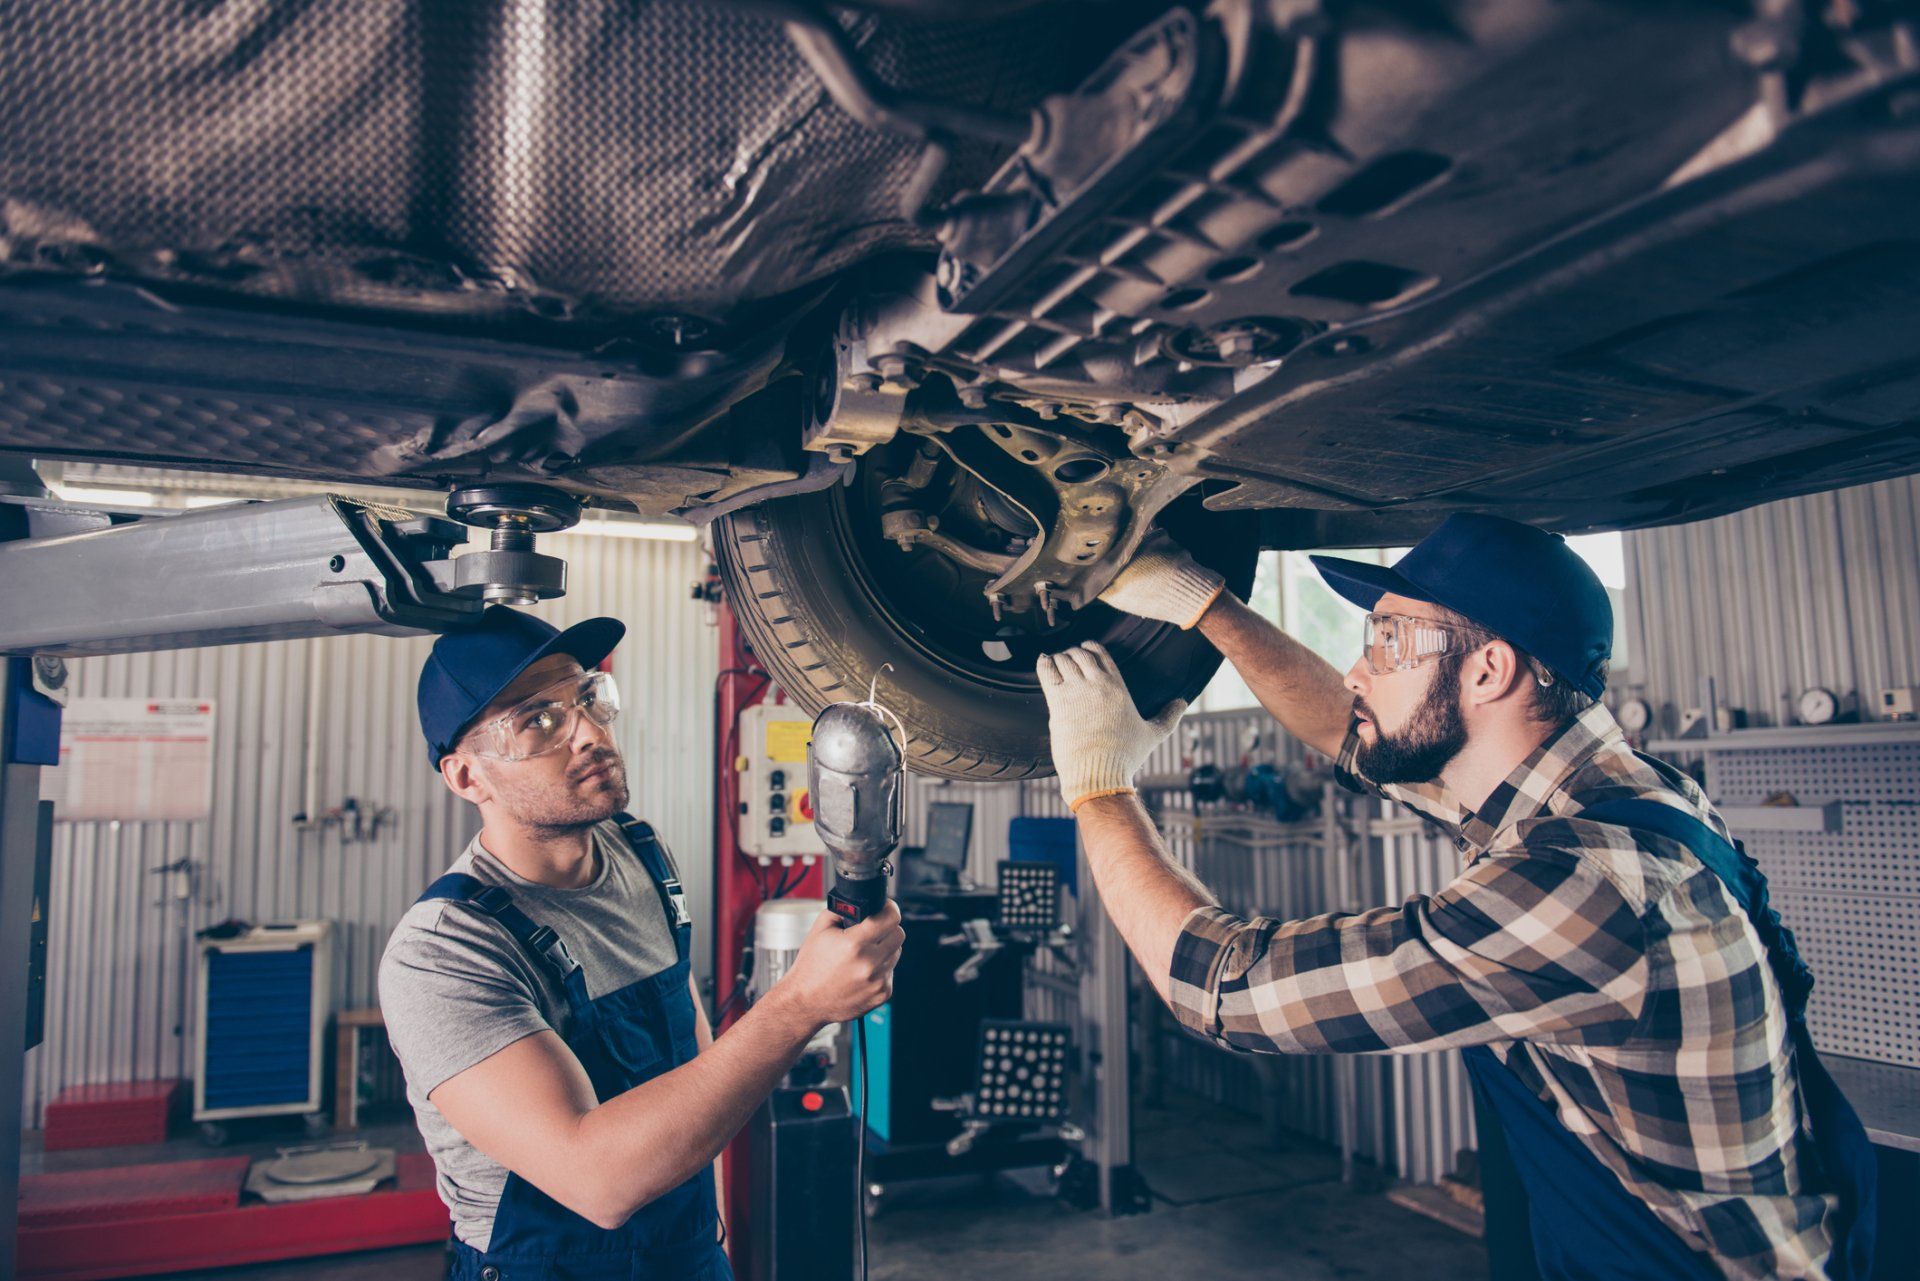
[
  {"xmin": 997, "ymin": 861, "xmax": 1060, "ymax": 931},
  {"xmin": 738, "ymin": 702, "xmax": 828, "ymax": 861},
  {"xmin": 42, "ymin": 1079, "xmax": 182, "ymax": 1151},
  {"xmin": 941, "ymin": 1020, "xmax": 1078, "ymax": 1161},
  {"xmin": 749, "ymin": 898, "xmax": 825, "ymax": 1002},
  {"xmin": 17, "ymin": 1151, "xmax": 448, "ymax": 1279},
  {"xmin": 19, "ymin": 1157, "xmax": 250, "ymax": 1228},
  {"xmin": 918, "ymin": 800, "xmax": 973, "ymax": 884},
  {"xmin": 194, "ymin": 921, "xmax": 333, "ymax": 1143},
  {"xmin": 746, "ymin": 1087, "xmax": 855, "ymax": 1281},
  {"xmin": 853, "ymin": 909, "xmax": 1024, "ymax": 1148},
  {"xmin": 751, "ymin": 898, "xmax": 838, "ymax": 1080},
  {"xmin": 1008, "ymin": 816, "xmax": 1077, "ymax": 896},
  {"xmin": 0, "ymin": 465, "xmax": 580, "ymax": 1255},
  {"xmin": 808, "ymin": 693, "xmax": 904, "ymax": 924},
  {"xmin": 244, "ymin": 1141, "xmax": 396, "ymax": 1203}
]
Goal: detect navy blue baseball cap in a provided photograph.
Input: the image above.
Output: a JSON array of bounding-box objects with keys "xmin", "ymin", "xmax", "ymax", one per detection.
[
  {"xmin": 1310, "ymin": 514, "xmax": 1612, "ymax": 698},
  {"xmin": 417, "ymin": 605, "xmax": 625, "ymax": 769}
]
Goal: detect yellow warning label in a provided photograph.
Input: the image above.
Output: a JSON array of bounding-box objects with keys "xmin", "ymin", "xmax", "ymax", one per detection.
[{"xmin": 765, "ymin": 720, "xmax": 812, "ymax": 763}]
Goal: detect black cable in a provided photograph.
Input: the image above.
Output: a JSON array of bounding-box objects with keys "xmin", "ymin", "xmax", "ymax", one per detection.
[
  {"xmin": 771, "ymin": 861, "xmax": 807, "ymax": 899},
  {"xmin": 712, "ymin": 967, "xmax": 751, "ymax": 1025},
  {"xmin": 853, "ymin": 1015, "xmax": 869, "ymax": 1281}
]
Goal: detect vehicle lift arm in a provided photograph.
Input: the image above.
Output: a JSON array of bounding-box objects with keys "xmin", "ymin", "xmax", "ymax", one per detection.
[{"xmin": 0, "ymin": 462, "xmax": 579, "ymax": 1250}]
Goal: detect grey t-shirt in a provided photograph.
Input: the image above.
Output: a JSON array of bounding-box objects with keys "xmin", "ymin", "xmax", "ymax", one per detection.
[{"xmin": 378, "ymin": 820, "xmax": 684, "ymax": 1250}]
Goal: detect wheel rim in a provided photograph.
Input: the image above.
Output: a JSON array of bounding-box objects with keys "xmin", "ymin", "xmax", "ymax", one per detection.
[{"xmin": 826, "ymin": 447, "xmax": 1210, "ymax": 693}]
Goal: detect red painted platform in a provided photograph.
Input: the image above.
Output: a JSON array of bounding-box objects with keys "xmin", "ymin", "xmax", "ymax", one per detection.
[
  {"xmin": 19, "ymin": 1157, "xmax": 248, "ymax": 1227},
  {"xmin": 42, "ymin": 1080, "xmax": 182, "ymax": 1151},
  {"xmin": 18, "ymin": 1151, "xmax": 450, "ymax": 1279}
]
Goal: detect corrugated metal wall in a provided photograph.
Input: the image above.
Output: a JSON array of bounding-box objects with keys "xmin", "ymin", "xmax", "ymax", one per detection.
[
  {"xmin": 24, "ymin": 529, "xmax": 715, "ymax": 1128},
  {"xmin": 1621, "ymin": 474, "xmax": 1920, "ymax": 728}
]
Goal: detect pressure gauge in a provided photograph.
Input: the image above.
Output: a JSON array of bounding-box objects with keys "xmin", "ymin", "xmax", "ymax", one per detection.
[
  {"xmin": 1797, "ymin": 687, "xmax": 1838, "ymax": 726},
  {"xmin": 1618, "ymin": 697, "xmax": 1653, "ymax": 735}
]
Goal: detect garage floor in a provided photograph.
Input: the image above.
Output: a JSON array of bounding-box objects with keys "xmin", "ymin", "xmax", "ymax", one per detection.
[{"xmin": 26, "ymin": 1093, "xmax": 1487, "ymax": 1280}]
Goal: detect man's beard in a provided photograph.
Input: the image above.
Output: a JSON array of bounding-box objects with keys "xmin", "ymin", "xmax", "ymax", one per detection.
[
  {"xmin": 483, "ymin": 749, "xmax": 630, "ymax": 832},
  {"xmin": 1354, "ymin": 658, "xmax": 1469, "ymax": 785}
]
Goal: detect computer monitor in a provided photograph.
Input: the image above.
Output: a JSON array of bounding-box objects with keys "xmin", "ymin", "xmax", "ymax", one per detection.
[{"xmin": 922, "ymin": 801, "xmax": 974, "ymax": 872}]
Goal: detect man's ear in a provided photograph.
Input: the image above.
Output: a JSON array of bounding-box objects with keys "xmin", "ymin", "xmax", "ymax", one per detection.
[
  {"xmin": 440, "ymin": 751, "xmax": 490, "ymax": 805},
  {"xmin": 1464, "ymin": 640, "xmax": 1528, "ymax": 708}
]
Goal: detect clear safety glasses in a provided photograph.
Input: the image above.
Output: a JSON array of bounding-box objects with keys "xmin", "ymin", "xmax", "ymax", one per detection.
[
  {"xmin": 462, "ymin": 670, "xmax": 621, "ymax": 761},
  {"xmin": 1362, "ymin": 612, "xmax": 1490, "ymax": 676}
]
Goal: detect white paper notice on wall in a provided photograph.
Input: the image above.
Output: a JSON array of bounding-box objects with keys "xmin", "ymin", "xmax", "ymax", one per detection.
[{"xmin": 43, "ymin": 698, "xmax": 216, "ymax": 822}]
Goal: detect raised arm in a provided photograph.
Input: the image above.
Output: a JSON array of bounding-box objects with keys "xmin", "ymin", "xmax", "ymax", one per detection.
[
  {"xmin": 429, "ymin": 904, "xmax": 901, "ymax": 1230},
  {"xmin": 1193, "ymin": 594, "xmax": 1351, "ymax": 759}
]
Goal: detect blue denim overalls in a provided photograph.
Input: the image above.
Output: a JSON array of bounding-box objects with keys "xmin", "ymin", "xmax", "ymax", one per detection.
[
  {"xmin": 417, "ymin": 814, "xmax": 733, "ymax": 1281},
  {"xmin": 1465, "ymin": 797, "xmax": 1877, "ymax": 1281}
]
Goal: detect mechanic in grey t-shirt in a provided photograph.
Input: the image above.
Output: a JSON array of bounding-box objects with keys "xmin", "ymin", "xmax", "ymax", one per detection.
[{"xmin": 381, "ymin": 606, "xmax": 903, "ymax": 1280}]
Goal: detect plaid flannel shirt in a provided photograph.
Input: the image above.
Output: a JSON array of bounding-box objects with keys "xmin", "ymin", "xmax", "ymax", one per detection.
[{"xmin": 1168, "ymin": 703, "xmax": 1839, "ymax": 1279}]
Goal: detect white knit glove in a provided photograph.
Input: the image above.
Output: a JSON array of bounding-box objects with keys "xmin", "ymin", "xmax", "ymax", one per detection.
[
  {"xmin": 1036, "ymin": 642, "xmax": 1188, "ymax": 811},
  {"xmin": 1097, "ymin": 534, "xmax": 1225, "ymax": 629}
]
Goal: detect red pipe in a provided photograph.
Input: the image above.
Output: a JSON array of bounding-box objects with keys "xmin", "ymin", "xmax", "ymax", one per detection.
[{"xmin": 711, "ymin": 599, "xmax": 823, "ymax": 1273}]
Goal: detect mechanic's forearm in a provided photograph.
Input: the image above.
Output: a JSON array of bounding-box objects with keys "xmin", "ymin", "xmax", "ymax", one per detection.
[
  {"xmin": 1196, "ymin": 594, "xmax": 1351, "ymax": 758},
  {"xmin": 1074, "ymin": 792, "xmax": 1214, "ymax": 1006},
  {"xmin": 572, "ymin": 988, "xmax": 816, "ymax": 1224}
]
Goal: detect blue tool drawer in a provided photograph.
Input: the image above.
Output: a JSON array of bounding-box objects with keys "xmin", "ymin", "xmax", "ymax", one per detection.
[
  {"xmin": 202, "ymin": 947, "xmax": 315, "ymax": 1110},
  {"xmin": 194, "ymin": 920, "xmax": 332, "ymax": 1120}
]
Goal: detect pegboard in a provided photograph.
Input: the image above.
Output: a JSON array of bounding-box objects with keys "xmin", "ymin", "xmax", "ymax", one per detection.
[
  {"xmin": 1711, "ymin": 742, "xmax": 1920, "ymax": 805},
  {"xmin": 1706, "ymin": 742, "xmax": 1920, "ymax": 1066}
]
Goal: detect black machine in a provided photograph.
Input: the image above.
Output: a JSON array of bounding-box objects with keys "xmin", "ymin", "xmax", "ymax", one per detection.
[
  {"xmin": 747, "ymin": 1087, "xmax": 856, "ymax": 1281},
  {"xmin": 857, "ymin": 905, "xmax": 1025, "ymax": 1150}
]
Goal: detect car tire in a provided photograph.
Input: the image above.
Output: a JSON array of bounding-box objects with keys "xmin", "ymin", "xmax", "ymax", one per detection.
[{"xmin": 712, "ymin": 481, "xmax": 1259, "ymax": 781}]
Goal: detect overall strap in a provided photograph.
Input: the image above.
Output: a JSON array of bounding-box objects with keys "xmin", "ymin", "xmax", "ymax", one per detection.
[
  {"xmin": 1579, "ymin": 795, "xmax": 1878, "ymax": 1281},
  {"xmin": 416, "ymin": 873, "xmax": 586, "ymax": 990},
  {"xmin": 614, "ymin": 812, "xmax": 694, "ymax": 941},
  {"xmin": 1580, "ymin": 797, "xmax": 1815, "ymax": 1021}
]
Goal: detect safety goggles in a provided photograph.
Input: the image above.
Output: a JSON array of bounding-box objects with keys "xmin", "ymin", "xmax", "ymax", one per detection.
[
  {"xmin": 1361, "ymin": 612, "xmax": 1492, "ymax": 676},
  {"xmin": 461, "ymin": 670, "xmax": 620, "ymax": 761}
]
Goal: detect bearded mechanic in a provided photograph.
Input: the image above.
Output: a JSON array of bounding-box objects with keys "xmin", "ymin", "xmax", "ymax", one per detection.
[
  {"xmin": 380, "ymin": 606, "xmax": 904, "ymax": 1281},
  {"xmin": 1039, "ymin": 514, "xmax": 1872, "ymax": 1281}
]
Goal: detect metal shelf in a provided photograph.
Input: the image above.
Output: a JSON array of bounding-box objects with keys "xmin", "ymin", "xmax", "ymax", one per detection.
[
  {"xmin": 1717, "ymin": 802, "xmax": 1843, "ymax": 834},
  {"xmin": 1647, "ymin": 721, "xmax": 1920, "ymax": 753},
  {"xmin": 1822, "ymin": 1054, "xmax": 1920, "ymax": 1153}
]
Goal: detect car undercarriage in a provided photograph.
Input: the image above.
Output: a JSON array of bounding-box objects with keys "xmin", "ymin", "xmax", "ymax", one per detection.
[{"xmin": 4, "ymin": 0, "xmax": 1919, "ymax": 774}]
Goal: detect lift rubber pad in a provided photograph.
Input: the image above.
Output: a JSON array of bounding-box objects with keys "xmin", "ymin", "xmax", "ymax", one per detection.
[{"xmin": 17, "ymin": 1152, "xmax": 449, "ymax": 1279}]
